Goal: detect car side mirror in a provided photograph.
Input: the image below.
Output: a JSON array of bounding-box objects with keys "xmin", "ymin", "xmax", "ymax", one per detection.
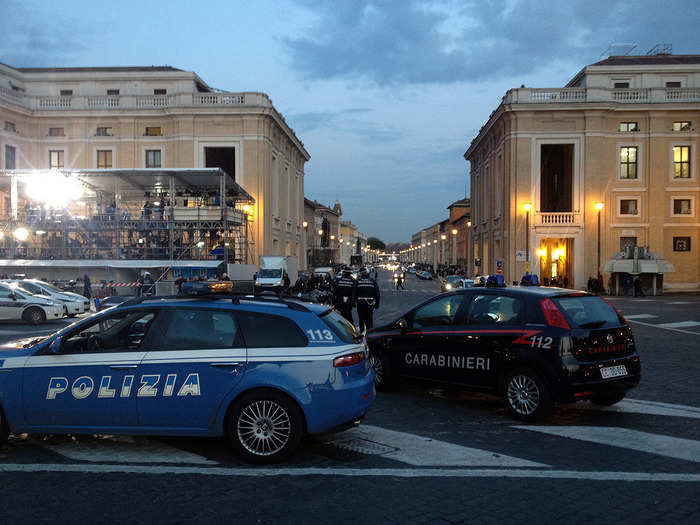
[
  {"xmin": 48, "ymin": 337, "xmax": 62, "ymax": 354},
  {"xmin": 396, "ymin": 318, "xmax": 408, "ymax": 333}
]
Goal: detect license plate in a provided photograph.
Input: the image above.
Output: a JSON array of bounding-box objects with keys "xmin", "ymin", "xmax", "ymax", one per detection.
[{"xmin": 600, "ymin": 365, "xmax": 627, "ymax": 379}]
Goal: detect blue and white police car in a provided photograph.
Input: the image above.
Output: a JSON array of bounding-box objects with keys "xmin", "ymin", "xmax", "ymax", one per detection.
[{"xmin": 0, "ymin": 282, "xmax": 375, "ymax": 463}]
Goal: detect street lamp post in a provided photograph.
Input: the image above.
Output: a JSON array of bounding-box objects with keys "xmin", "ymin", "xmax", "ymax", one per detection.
[
  {"xmin": 595, "ymin": 202, "xmax": 604, "ymax": 278},
  {"xmin": 451, "ymin": 228, "xmax": 458, "ymax": 265},
  {"xmin": 523, "ymin": 203, "xmax": 532, "ymax": 272},
  {"xmin": 440, "ymin": 233, "xmax": 447, "ymax": 269}
]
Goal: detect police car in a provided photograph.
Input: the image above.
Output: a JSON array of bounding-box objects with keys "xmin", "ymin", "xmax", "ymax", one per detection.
[
  {"xmin": 0, "ymin": 282, "xmax": 375, "ymax": 463},
  {"xmin": 0, "ymin": 283, "xmax": 64, "ymax": 324},
  {"xmin": 366, "ymin": 285, "xmax": 640, "ymax": 421},
  {"xmin": 10, "ymin": 279, "xmax": 88, "ymax": 317}
]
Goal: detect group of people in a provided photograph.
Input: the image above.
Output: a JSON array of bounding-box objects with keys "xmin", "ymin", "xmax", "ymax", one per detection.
[{"xmin": 331, "ymin": 267, "xmax": 381, "ymax": 333}]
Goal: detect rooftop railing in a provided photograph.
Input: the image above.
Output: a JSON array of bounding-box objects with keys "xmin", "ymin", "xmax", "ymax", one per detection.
[
  {"xmin": 504, "ymin": 87, "xmax": 700, "ymax": 105},
  {"xmin": 0, "ymin": 91, "xmax": 271, "ymax": 110}
]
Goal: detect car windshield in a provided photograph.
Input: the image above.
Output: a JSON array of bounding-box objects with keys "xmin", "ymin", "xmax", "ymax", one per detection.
[
  {"xmin": 554, "ymin": 296, "xmax": 621, "ymax": 327},
  {"xmin": 36, "ymin": 281, "xmax": 64, "ymax": 293},
  {"xmin": 446, "ymin": 276, "xmax": 462, "ymax": 284},
  {"xmin": 258, "ymin": 269, "xmax": 282, "ymax": 278}
]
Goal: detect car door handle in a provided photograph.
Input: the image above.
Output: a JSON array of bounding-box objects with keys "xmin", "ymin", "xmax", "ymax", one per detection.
[
  {"xmin": 210, "ymin": 362, "xmax": 244, "ymax": 368},
  {"xmin": 109, "ymin": 364, "xmax": 138, "ymax": 370}
]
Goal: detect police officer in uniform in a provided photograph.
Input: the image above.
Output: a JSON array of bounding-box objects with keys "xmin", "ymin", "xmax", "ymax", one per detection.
[
  {"xmin": 333, "ymin": 267, "xmax": 357, "ymax": 324},
  {"xmin": 355, "ymin": 267, "xmax": 380, "ymax": 333}
]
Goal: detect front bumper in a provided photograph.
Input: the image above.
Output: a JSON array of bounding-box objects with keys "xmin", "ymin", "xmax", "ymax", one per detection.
[{"xmin": 64, "ymin": 302, "xmax": 83, "ymax": 315}]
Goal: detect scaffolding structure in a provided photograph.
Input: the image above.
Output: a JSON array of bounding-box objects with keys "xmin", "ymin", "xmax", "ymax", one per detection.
[{"xmin": 0, "ymin": 168, "xmax": 255, "ymax": 270}]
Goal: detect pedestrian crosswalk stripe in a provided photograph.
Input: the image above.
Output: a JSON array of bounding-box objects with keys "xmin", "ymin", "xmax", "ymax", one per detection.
[
  {"xmin": 513, "ymin": 426, "xmax": 700, "ymax": 464},
  {"xmin": 575, "ymin": 398, "xmax": 700, "ymax": 419},
  {"xmin": 1, "ymin": 463, "xmax": 699, "ymax": 481},
  {"xmin": 626, "ymin": 319, "xmax": 700, "ymax": 335},
  {"xmin": 623, "ymin": 314, "xmax": 658, "ymax": 320},
  {"xmin": 655, "ymin": 321, "xmax": 700, "ymax": 329},
  {"xmin": 45, "ymin": 438, "xmax": 216, "ymax": 465},
  {"xmin": 667, "ymin": 301, "xmax": 691, "ymax": 305},
  {"xmin": 326, "ymin": 424, "xmax": 547, "ymax": 467}
]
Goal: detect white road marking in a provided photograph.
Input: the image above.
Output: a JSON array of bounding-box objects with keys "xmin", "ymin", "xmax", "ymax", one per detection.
[
  {"xmin": 45, "ymin": 439, "xmax": 216, "ymax": 465},
  {"xmin": 327, "ymin": 424, "xmax": 546, "ymax": 467},
  {"xmin": 667, "ymin": 301, "xmax": 692, "ymax": 305},
  {"xmin": 626, "ymin": 319, "xmax": 700, "ymax": 335},
  {"xmin": 513, "ymin": 426, "xmax": 700, "ymax": 464},
  {"xmin": 0, "ymin": 463, "xmax": 699, "ymax": 481},
  {"xmin": 576, "ymin": 398, "xmax": 700, "ymax": 419},
  {"xmin": 623, "ymin": 314, "xmax": 658, "ymax": 320},
  {"xmin": 655, "ymin": 321, "xmax": 700, "ymax": 329}
]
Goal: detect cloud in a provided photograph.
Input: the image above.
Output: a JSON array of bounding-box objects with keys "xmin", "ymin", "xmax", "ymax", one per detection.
[
  {"xmin": 284, "ymin": 0, "xmax": 700, "ymax": 86},
  {"xmin": 0, "ymin": 0, "xmax": 94, "ymax": 66},
  {"xmin": 288, "ymin": 107, "xmax": 401, "ymax": 142}
]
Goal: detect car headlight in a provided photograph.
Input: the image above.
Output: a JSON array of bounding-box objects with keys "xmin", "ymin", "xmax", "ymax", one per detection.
[{"xmin": 445, "ymin": 284, "xmax": 452, "ymax": 290}]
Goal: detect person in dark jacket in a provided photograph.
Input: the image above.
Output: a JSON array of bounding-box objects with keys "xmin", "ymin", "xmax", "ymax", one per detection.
[
  {"xmin": 355, "ymin": 267, "xmax": 380, "ymax": 333},
  {"xmin": 333, "ymin": 267, "xmax": 357, "ymax": 324},
  {"xmin": 82, "ymin": 274, "xmax": 92, "ymax": 300}
]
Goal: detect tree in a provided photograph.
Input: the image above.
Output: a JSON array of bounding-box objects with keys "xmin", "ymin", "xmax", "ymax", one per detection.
[{"xmin": 367, "ymin": 237, "xmax": 386, "ymax": 250}]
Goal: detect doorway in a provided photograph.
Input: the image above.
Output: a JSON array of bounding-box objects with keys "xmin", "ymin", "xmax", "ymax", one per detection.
[
  {"xmin": 205, "ymin": 147, "xmax": 235, "ymax": 180},
  {"xmin": 538, "ymin": 238, "xmax": 573, "ymax": 286}
]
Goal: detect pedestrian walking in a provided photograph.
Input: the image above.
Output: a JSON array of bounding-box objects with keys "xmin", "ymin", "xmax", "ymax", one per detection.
[
  {"xmin": 395, "ymin": 273, "xmax": 405, "ymax": 290},
  {"xmin": 333, "ymin": 267, "xmax": 357, "ymax": 324},
  {"xmin": 82, "ymin": 274, "xmax": 92, "ymax": 300},
  {"xmin": 633, "ymin": 275, "xmax": 644, "ymax": 297},
  {"xmin": 356, "ymin": 267, "xmax": 380, "ymax": 333}
]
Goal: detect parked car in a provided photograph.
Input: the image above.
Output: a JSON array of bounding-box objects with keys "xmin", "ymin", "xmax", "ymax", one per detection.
[
  {"xmin": 96, "ymin": 295, "xmax": 130, "ymax": 311},
  {"xmin": 0, "ymin": 283, "xmax": 63, "ymax": 325},
  {"xmin": 0, "ymin": 281, "xmax": 375, "ymax": 463},
  {"xmin": 9, "ymin": 279, "xmax": 88, "ymax": 317},
  {"xmin": 366, "ymin": 287, "xmax": 640, "ymax": 421}
]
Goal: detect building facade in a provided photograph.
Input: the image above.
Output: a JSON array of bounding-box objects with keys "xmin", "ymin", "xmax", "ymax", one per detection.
[
  {"xmin": 0, "ymin": 63, "xmax": 310, "ymax": 266},
  {"xmin": 303, "ymin": 198, "xmax": 341, "ymax": 268},
  {"xmin": 465, "ymin": 54, "xmax": 700, "ymax": 290}
]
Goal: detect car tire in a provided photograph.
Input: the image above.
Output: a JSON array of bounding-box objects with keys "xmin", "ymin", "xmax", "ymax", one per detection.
[
  {"xmin": 591, "ymin": 392, "xmax": 626, "ymax": 406},
  {"xmin": 504, "ymin": 367, "xmax": 553, "ymax": 422},
  {"xmin": 227, "ymin": 390, "xmax": 303, "ymax": 464},
  {"xmin": 368, "ymin": 348, "xmax": 394, "ymax": 391},
  {"xmin": 23, "ymin": 307, "xmax": 46, "ymax": 326}
]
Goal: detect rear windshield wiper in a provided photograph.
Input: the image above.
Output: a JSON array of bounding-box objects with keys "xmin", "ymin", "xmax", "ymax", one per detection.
[{"xmin": 578, "ymin": 320, "xmax": 607, "ymax": 328}]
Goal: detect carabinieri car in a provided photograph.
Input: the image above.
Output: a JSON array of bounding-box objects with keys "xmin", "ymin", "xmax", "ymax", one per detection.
[
  {"xmin": 0, "ymin": 283, "xmax": 375, "ymax": 463},
  {"xmin": 366, "ymin": 286, "xmax": 640, "ymax": 421}
]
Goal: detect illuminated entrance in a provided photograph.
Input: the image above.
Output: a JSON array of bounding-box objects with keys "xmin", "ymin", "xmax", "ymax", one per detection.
[{"xmin": 537, "ymin": 238, "xmax": 573, "ymax": 285}]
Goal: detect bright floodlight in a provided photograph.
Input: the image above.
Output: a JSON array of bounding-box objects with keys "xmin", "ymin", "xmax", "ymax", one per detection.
[
  {"xmin": 13, "ymin": 227, "xmax": 29, "ymax": 241},
  {"xmin": 25, "ymin": 172, "xmax": 83, "ymax": 208}
]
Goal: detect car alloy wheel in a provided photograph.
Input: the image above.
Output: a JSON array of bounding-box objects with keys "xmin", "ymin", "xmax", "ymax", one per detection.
[
  {"xmin": 504, "ymin": 368, "xmax": 552, "ymax": 421},
  {"xmin": 229, "ymin": 391, "xmax": 303, "ymax": 464},
  {"xmin": 507, "ymin": 374, "xmax": 541, "ymax": 416},
  {"xmin": 24, "ymin": 307, "xmax": 46, "ymax": 326},
  {"xmin": 368, "ymin": 352, "xmax": 383, "ymax": 385},
  {"xmin": 237, "ymin": 400, "xmax": 291, "ymax": 456}
]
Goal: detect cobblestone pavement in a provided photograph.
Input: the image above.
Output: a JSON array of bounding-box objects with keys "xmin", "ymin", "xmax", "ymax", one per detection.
[{"xmin": 0, "ymin": 272, "xmax": 699, "ymax": 524}]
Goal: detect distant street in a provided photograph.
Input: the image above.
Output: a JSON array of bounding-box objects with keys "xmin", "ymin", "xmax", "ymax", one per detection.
[{"xmin": 1, "ymin": 272, "xmax": 699, "ymax": 524}]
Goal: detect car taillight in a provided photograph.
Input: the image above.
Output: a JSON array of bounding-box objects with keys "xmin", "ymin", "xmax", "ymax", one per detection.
[
  {"xmin": 333, "ymin": 352, "xmax": 366, "ymax": 367},
  {"xmin": 540, "ymin": 298, "xmax": 570, "ymax": 330},
  {"xmin": 601, "ymin": 297, "xmax": 628, "ymax": 325}
]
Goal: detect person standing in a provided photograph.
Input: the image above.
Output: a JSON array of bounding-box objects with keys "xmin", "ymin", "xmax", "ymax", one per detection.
[
  {"xmin": 282, "ymin": 271, "xmax": 291, "ymax": 294},
  {"xmin": 82, "ymin": 274, "xmax": 92, "ymax": 300},
  {"xmin": 333, "ymin": 267, "xmax": 356, "ymax": 324},
  {"xmin": 395, "ymin": 272, "xmax": 405, "ymax": 290},
  {"xmin": 356, "ymin": 267, "xmax": 380, "ymax": 333},
  {"xmin": 633, "ymin": 275, "xmax": 644, "ymax": 297}
]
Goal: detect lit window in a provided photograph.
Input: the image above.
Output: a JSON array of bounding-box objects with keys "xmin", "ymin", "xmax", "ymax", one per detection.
[
  {"xmin": 620, "ymin": 146, "xmax": 638, "ymax": 179},
  {"xmin": 145, "ymin": 127, "xmax": 162, "ymax": 136},
  {"xmin": 49, "ymin": 150, "xmax": 64, "ymax": 169},
  {"xmin": 97, "ymin": 150, "xmax": 112, "ymax": 169},
  {"xmin": 145, "ymin": 150, "xmax": 161, "ymax": 168},
  {"xmin": 619, "ymin": 122, "xmax": 638, "ymax": 132},
  {"xmin": 96, "ymin": 126, "xmax": 113, "ymax": 136},
  {"xmin": 673, "ymin": 146, "xmax": 691, "ymax": 178},
  {"xmin": 48, "ymin": 127, "xmax": 65, "ymax": 137},
  {"xmin": 673, "ymin": 121, "xmax": 691, "ymax": 131},
  {"xmin": 619, "ymin": 199, "xmax": 638, "ymax": 215}
]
